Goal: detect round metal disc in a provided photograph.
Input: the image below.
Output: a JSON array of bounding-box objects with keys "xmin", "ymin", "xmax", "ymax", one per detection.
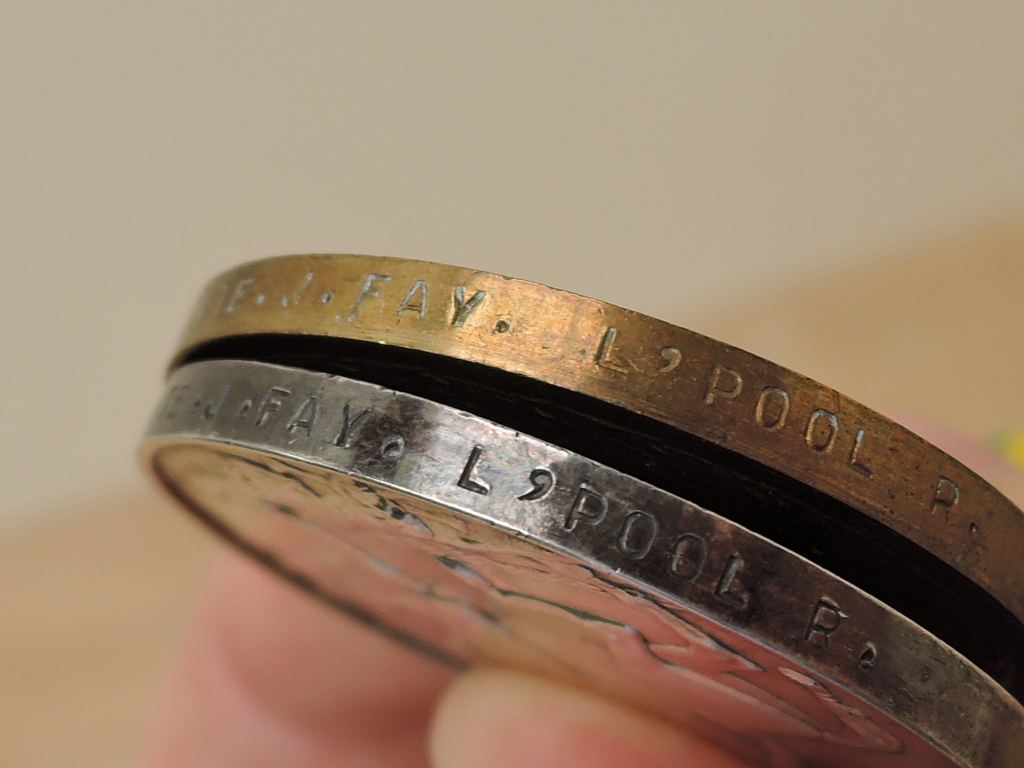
[
  {"xmin": 170, "ymin": 254, "xmax": 1024, "ymax": 629},
  {"xmin": 141, "ymin": 360, "xmax": 1024, "ymax": 768}
]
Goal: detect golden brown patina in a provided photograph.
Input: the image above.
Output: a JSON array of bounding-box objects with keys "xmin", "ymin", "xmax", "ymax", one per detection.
[{"xmin": 172, "ymin": 254, "xmax": 1024, "ymax": 628}]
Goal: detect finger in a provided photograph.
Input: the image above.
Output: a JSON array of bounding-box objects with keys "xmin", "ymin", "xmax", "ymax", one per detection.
[
  {"xmin": 141, "ymin": 548, "xmax": 454, "ymax": 768},
  {"xmin": 430, "ymin": 668, "xmax": 754, "ymax": 768}
]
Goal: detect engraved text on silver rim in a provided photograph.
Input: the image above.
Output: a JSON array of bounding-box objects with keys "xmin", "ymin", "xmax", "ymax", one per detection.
[{"xmin": 142, "ymin": 360, "xmax": 1024, "ymax": 768}]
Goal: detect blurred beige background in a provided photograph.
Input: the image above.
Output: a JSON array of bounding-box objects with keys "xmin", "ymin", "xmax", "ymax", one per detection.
[
  {"xmin": 2, "ymin": 3, "xmax": 1024, "ymax": 766},
  {"xmin": 4, "ymin": 3, "xmax": 1024, "ymax": 525}
]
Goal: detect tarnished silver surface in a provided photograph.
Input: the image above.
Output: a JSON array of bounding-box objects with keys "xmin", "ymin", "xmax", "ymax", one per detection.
[{"xmin": 141, "ymin": 360, "xmax": 1024, "ymax": 768}]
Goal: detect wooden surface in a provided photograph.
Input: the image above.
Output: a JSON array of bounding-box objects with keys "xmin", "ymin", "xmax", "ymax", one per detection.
[
  {"xmin": 0, "ymin": 491, "xmax": 215, "ymax": 767},
  {"xmin": 2, "ymin": 217, "xmax": 1023, "ymax": 767}
]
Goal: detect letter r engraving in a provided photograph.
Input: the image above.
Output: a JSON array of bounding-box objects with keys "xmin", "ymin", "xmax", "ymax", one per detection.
[{"xmin": 805, "ymin": 598, "xmax": 849, "ymax": 648}]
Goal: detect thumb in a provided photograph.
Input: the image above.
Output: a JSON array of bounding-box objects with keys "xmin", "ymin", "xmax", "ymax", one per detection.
[{"xmin": 429, "ymin": 668, "xmax": 754, "ymax": 768}]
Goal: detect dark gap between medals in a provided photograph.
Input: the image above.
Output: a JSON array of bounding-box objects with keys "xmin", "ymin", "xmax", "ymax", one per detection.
[{"xmin": 181, "ymin": 334, "xmax": 1024, "ymax": 704}]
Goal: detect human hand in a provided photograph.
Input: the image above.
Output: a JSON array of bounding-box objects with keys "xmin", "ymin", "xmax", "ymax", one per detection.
[
  {"xmin": 139, "ymin": 548, "xmax": 752, "ymax": 768},
  {"xmin": 140, "ymin": 425, "xmax": 1022, "ymax": 768}
]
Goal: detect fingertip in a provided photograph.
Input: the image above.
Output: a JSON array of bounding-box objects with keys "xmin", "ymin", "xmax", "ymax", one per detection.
[
  {"xmin": 141, "ymin": 550, "xmax": 454, "ymax": 767},
  {"xmin": 429, "ymin": 668, "xmax": 753, "ymax": 768}
]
